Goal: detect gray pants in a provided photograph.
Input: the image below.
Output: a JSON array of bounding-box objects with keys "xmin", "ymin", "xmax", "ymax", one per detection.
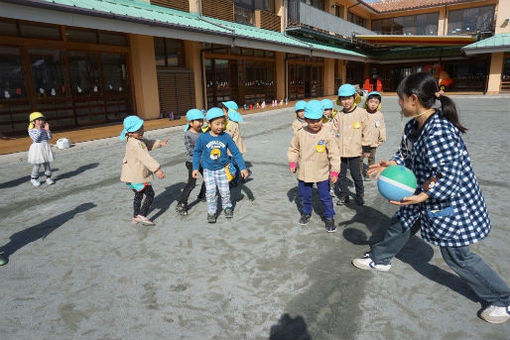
[
  {"xmin": 31, "ymin": 162, "xmax": 51, "ymax": 179},
  {"xmin": 370, "ymin": 216, "xmax": 510, "ymax": 306}
]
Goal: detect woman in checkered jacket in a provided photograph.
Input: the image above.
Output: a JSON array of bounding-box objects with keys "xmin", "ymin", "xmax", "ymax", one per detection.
[{"xmin": 352, "ymin": 72, "xmax": 510, "ymax": 325}]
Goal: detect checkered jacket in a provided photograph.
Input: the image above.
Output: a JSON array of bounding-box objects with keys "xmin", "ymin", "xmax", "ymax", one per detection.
[{"xmin": 391, "ymin": 112, "xmax": 491, "ymax": 247}]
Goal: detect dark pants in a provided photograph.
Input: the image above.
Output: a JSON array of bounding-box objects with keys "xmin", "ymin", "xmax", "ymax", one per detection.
[
  {"xmin": 132, "ymin": 185, "xmax": 155, "ymax": 217},
  {"xmin": 178, "ymin": 161, "xmax": 205, "ymax": 206},
  {"xmin": 298, "ymin": 180, "xmax": 335, "ymax": 219},
  {"xmin": 360, "ymin": 146, "xmax": 377, "ymax": 177},
  {"xmin": 339, "ymin": 156, "xmax": 364, "ymax": 198},
  {"xmin": 370, "ymin": 216, "xmax": 510, "ymax": 306}
]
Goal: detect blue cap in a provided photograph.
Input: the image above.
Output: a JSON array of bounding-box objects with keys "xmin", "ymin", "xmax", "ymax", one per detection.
[
  {"xmin": 321, "ymin": 98, "xmax": 333, "ymax": 110},
  {"xmin": 304, "ymin": 100, "xmax": 324, "ymax": 120},
  {"xmin": 338, "ymin": 84, "xmax": 356, "ymax": 97},
  {"xmin": 294, "ymin": 100, "xmax": 306, "ymax": 112},
  {"xmin": 184, "ymin": 109, "xmax": 205, "ymax": 131},
  {"xmin": 367, "ymin": 91, "xmax": 382, "ymax": 100},
  {"xmin": 119, "ymin": 115, "xmax": 144, "ymax": 141},
  {"xmin": 222, "ymin": 101, "xmax": 243, "ymax": 123},
  {"xmin": 206, "ymin": 107, "xmax": 225, "ymax": 121}
]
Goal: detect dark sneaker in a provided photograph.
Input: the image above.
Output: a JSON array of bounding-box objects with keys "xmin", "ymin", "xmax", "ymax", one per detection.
[
  {"xmin": 298, "ymin": 214, "xmax": 311, "ymax": 225},
  {"xmin": 207, "ymin": 213, "xmax": 217, "ymax": 223},
  {"xmin": 224, "ymin": 207, "xmax": 234, "ymax": 218},
  {"xmin": 336, "ymin": 196, "xmax": 349, "ymax": 205},
  {"xmin": 325, "ymin": 218, "xmax": 336, "ymax": 233},
  {"xmin": 363, "ymin": 176, "xmax": 371, "ymax": 182},
  {"xmin": 356, "ymin": 196, "xmax": 365, "ymax": 206},
  {"xmin": 197, "ymin": 193, "xmax": 206, "ymax": 202},
  {"xmin": 0, "ymin": 254, "xmax": 7, "ymax": 266},
  {"xmin": 175, "ymin": 203, "xmax": 188, "ymax": 216}
]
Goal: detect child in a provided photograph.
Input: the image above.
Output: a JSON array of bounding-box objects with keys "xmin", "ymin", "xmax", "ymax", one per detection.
[
  {"xmin": 321, "ymin": 98, "xmax": 339, "ymax": 197},
  {"xmin": 176, "ymin": 109, "xmax": 206, "ymax": 216},
  {"xmin": 332, "ymin": 84, "xmax": 368, "ymax": 205},
  {"xmin": 360, "ymin": 91, "xmax": 386, "ymax": 181},
  {"xmin": 352, "ymin": 72, "xmax": 510, "ymax": 324},
  {"xmin": 222, "ymin": 101, "xmax": 246, "ymax": 154},
  {"xmin": 287, "ymin": 100, "xmax": 340, "ymax": 232},
  {"xmin": 192, "ymin": 107, "xmax": 249, "ymax": 223},
  {"xmin": 292, "ymin": 100, "xmax": 307, "ymax": 135},
  {"xmin": 27, "ymin": 112, "xmax": 54, "ymax": 187},
  {"xmin": 120, "ymin": 115, "xmax": 168, "ymax": 226}
]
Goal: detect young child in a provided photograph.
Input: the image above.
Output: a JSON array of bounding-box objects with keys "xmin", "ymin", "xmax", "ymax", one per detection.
[
  {"xmin": 287, "ymin": 100, "xmax": 340, "ymax": 232},
  {"xmin": 27, "ymin": 112, "xmax": 54, "ymax": 187},
  {"xmin": 192, "ymin": 107, "xmax": 249, "ymax": 223},
  {"xmin": 321, "ymin": 98, "xmax": 339, "ymax": 197},
  {"xmin": 120, "ymin": 115, "xmax": 168, "ymax": 226},
  {"xmin": 292, "ymin": 100, "xmax": 307, "ymax": 135},
  {"xmin": 222, "ymin": 101, "xmax": 246, "ymax": 154},
  {"xmin": 176, "ymin": 109, "xmax": 206, "ymax": 216},
  {"xmin": 360, "ymin": 91, "xmax": 386, "ymax": 181},
  {"xmin": 352, "ymin": 72, "xmax": 510, "ymax": 325},
  {"xmin": 332, "ymin": 84, "xmax": 368, "ymax": 205}
]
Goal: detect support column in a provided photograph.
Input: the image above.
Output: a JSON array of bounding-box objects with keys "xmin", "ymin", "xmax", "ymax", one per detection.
[
  {"xmin": 487, "ymin": 52, "xmax": 504, "ymax": 95},
  {"xmin": 129, "ymin": 34, "xmax": 160, "ymax": 119},
  {"xmin": 337, "ymin": 59, "xmax": 346, "ymax": 87},
  {"xmin": 276, "ymin": 52, "xmax": 286, "ymax": 101},
  {"xmin": 438, "ymin": 6, "xmax": 446, "ymax": 36},
  {"xmin": 184, "ymin": 40, "xmax": 205, "ymax": 109},
  {"xmin": 324, "ymin": 58, "xmax": 335, "ymax": 96}
]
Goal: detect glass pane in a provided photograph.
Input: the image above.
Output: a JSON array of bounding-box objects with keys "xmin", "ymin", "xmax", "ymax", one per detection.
[
  {"xmin": 166, "ymin": 39, "xmax": 184, "ymax": 66},
  {"xmin": 99, "ymin": 32, "xmax": 128, "ymax": 46},
  {"xmin": 20, "ymin": 23, "xmax": 61, "ymax": 40},
  {"xmin": 101, "ymin": 53, "xmax": 128, "ymax": 93},
  {"xmin": 0, "ymin": 19, "xmax": 18, "ymax": 36},
  {"xmin": 154, "ymin": 37, "xmax": 166, "ymax": 66},
  {"xmin": 235, "ymin": 6, "xmax": 254, "ymax": 25},
  {"xmin": 0, "ymin": 47, "xmax": 26, "ymax": 99},
  {"xmin": 502, "ymin": 56, "xmax": 510, "ymax": 81},
  {"xmin": 65, "ymin": 28, "xmax": 97, "ymax": 43},
  {"xmin": 29, "ymin": 49, "xmax": 66, "ymax": 97},
  {"xmin": 68, "ymin": 51, "xmax": 100, "ymax": 96}
]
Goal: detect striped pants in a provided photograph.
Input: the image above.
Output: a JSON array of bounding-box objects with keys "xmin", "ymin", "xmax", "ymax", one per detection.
[{"xmin": 203, "ymin": 168, "xmax": 232, "ymax": 214}]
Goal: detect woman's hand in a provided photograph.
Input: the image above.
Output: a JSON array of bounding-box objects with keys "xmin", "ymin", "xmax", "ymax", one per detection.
[
  {"xmin": 367, "ymin": 160, "xmax": 396, "ymax": 179},
  {"xmin": 389, "ymin": 192, "xmax": 429, "ymax": 206}
]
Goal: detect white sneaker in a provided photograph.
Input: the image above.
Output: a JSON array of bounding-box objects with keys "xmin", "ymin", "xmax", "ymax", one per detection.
[
  {"xmin": 31, "ymin": 178, "xmax": 41, "ymax": 187},
  {"xmin": 46, "ymin": 178, "xmax": 55, "ymax": 185},
  {"xmin": 352, "ymin": 255, "xmax": 391, "ymax": 272},
  {"xmin": 134, "ymin": 215, "xmax": 155, "ymax": 226},
  {"xmin": 480, "ymin": 305, "xmax": 510, "ymax": 324}
]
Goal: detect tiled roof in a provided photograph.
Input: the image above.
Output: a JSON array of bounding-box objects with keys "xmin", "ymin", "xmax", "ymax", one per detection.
[
  {"xmin": 367, "ymin": 0, "xmax": 485, "ymax": 13},
  {"xmin": 462, "ymin": 33, "xmax": 510, "ymax": 54}
]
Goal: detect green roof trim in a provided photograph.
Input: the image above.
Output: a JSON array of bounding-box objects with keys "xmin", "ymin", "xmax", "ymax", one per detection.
[{"xmin": 462, "ymin": 34, "xmax": 510, "ymax": 55}]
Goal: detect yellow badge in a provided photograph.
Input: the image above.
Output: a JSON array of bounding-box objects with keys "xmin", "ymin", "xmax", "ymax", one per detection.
[
  {"xmin": 139, "ymin": 142, "xmax": 146, "ymax": 149},
  {"xmin": 315, "ymin": 140, "xmax": 326, "ymax": 153},
  {"xmin": 210, "ymin": 148, "xmax": 221, "ymax": 160},
  {"xmin": 352, "ymin": 121, "xmax": 361, "ymax": 129}
]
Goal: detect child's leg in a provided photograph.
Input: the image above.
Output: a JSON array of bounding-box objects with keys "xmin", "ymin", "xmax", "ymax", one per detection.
[
  {"xmin": 197, "ymin": 168, "xmax": 206, "ymax": 198},
  {"xmin": 139, "ymin": 185, "xmax": 155, "ymax": 217},
  {"xmin": 298, "ymin": 180, "xmax": 313, "ymax": 216},
  {"xmin": 42, "ymin": 162, "xmax": 52, "ymax": 178},
  {"xmin": 368, "ymin": 147, "xmax": 377, "ymax": 168},
  {"xmin": 440, "ymin": 246, "xmax": 510, "ymax": 306},
  {"xmin": 317, "ymin": 180, "xmax": 334, "ymax": 219},
  {"xmin": 370, "ymin": 216, "xmax": 416, "ymax": 265},
  {"xmin": 215, "ymin": 169, "xmax": 232, "ymax": 210},
  {"xmin": 349, "ymin": 157, "xmax": 364, "ymax": 198},
  {"xmin": 178, "ymin": 161, "xmax": 196, "ymax": 206},
  {"xmin": 31, "ymin": 164, "xmax": 41, "ymax": 179},
  {"xmin": 359, "ymin": 156, "xmax": 365, "ymax": 178},
  {"xmin": 338, "ymin": 158, "xmax": 349, "ymax": 198},
  {"xmin": 132, "ymin": 190, "xmax": 144, "ymax": 217},
  {"xmin": 203, "ymin": 169, "xmax": 218, "ymax": 214}
]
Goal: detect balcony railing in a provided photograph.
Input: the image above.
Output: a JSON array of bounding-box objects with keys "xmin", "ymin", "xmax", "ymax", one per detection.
[{"xmin": 287, "ymin": 0, "xmax": 375, "ymax": 37}]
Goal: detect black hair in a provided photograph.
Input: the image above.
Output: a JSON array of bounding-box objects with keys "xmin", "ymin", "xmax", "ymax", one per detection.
[
  {"xmin": 367, "ymin": 93, "xmax": 381, "ymax": 102},
  {"xmin": 397, "ymin": 72, "xmax": 467, "ymax": 133}
]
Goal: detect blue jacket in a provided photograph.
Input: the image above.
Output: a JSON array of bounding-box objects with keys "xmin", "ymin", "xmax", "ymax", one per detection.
[
  {"xmin": 392, "ymin": 111, "xmax": 490, "ymax": 247},
  {"xmin": 192, "ymin": 132, "xmax": 246, "ymax": 171}
]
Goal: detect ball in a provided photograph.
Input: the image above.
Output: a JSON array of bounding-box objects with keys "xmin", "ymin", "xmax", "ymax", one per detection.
[{"xmin": 377, "ymin": 165, "xmax": 417, "ymax": 201}]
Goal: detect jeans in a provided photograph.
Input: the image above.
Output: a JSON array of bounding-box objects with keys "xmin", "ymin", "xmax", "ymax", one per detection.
[
  {"xmin": 339, "ymin": 156, "xmax": 363, "ymax": 198},
  {"xmin": 178, "ymin": 161, "xmax": 205, "ymax": 206},
  {"xmin": 298, "ymin": 180, "xmax": 335, "ymax": 219},
  {"xmin": 370, "ymin": 216, "xmax": 510, "ymax": 306},
  {"xmin": 360, "ymin": 146, "xmax": 377, "ymax": 177}
]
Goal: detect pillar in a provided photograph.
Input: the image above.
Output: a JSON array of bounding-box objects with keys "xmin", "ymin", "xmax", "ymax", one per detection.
[
  {"xmin": 438, "ymin": 6, "xmax": 446, "ymax": 36},
  {"xmin": 324, "ymin": 58, "xmax": 335, "ymax": 96},
  {"xmin": 276, "ymin": 51, "xmax": 286, "ymax": 100},
  {"xmin": 184, "ymin": 40, "xmax": 204, "ymax": 109},
  {"xmin": 486, "ymin": 52, "xmax": 504, "ymax": 95}
]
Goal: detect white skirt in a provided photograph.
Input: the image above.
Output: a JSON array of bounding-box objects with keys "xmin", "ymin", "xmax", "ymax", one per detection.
[{"xmin": 28, "ymin": 142, "xmax": 54, "ymax": 164}]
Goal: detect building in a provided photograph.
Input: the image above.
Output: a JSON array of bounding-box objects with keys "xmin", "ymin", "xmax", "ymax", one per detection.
[{"xmin": 0, "ymin": 0, "xmax": 508, "ymax": 136}]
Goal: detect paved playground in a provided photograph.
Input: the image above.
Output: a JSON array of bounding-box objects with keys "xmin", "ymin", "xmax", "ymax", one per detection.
[{"xmin": 1, "ymin": 96, "xmax": 509, "ymax": 339}]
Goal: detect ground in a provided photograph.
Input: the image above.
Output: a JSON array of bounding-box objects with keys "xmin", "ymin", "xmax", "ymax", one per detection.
[{"xmin": 0, "ymin": 96, "xmax": 509, "ymax": 340}]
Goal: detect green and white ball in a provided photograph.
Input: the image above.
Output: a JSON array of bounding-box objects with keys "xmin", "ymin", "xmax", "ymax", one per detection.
[{"xmin": 377, "ymin": 165, "xmax": 417, "ymax": 201}]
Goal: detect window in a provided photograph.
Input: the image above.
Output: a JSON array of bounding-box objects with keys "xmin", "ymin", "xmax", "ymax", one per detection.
[
  {"xmin": 101, "ymin": 53, "xmax": 128, "ymax": 93},
  {"xmin": 334, "ymin": 4, "xmax": 344, "ymax": 18},
  {"xmin": 154, "ymin": 38, "xmax": 185, "ymax": 67},
  {"xmin": 301, "ymin": 0, "xmax": 324, "ymax": 10},
  {"xmin": 20, "ymin": 22, "xmax": 61, "ymax": 40},
  {"xmin": 65, "ymin": 28, "xmax": 98, "ymax": 43},
  {"xmin": 98, "ymin": 31, "xmax": 128, "ymax": 46},
  {"xmin": 372, "ymin": 13, "xmax": 438, "ymax": 35},
  {"xmin": 68, "ymin": 51, "xmax": 100, "ymax": 96},
  {"xmin": 448, "ymin": 6, "xmax": 495, "ymax": 35},
  {"xmin": 29, "ymin": 49, "xmax": 66, "ymax": 97},
  {"xmin": 348, "ymin": 11, "xmax": 367, "ymax": 28},
  {"xmin": 0, "ymin": 19, "xmax": 18, "ymax": 36},
  {"xmin": 235, "ymin": 6, "xmax": 254, "ymax": 25},
  {"xmin": 0, "ymin": 47, "xmax": 26, "ymax": 99},
  {"xmin": 236, "ymin": 0, "xmax": 275, "ymax": 12}
]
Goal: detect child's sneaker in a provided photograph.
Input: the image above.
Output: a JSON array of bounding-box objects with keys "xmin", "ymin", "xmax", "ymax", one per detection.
[
  {"xmin": 31, "ymin": 178, "xmax": 41, "ymax": 187},
  {"xmin": 336, "ymin": 196, "xmax": 349, "ymax": 205},
  {"xmin": 363, "ymin": 176, "xmax": 371, "ymax": 182},
  {"xmin": 329, "ymin": 188, "xmax": 335, "ymax": 197},
  {"xmin": 356, "ymin": 195, "xmax": 365, "ymax": 206},
  {"xmin": 325, "ymin": 218, "xmax": 336, "ymax": 233},
  {"xmin": 224, "ymin": 207, "xmax": 234, "ymax": 218},
  {"xmin": 0, "ymin": 254, "xmax": 7, "ymax": 266},
  {"xmin": 175, "ymin": 203, "xmax": 188, "ymax": 216},
  {"xmin": 298, "ymin": 214, "xmax": 311, "ymax": 226},
  {"xmin": 134, "ymin": 215, "xmax": 155, "ymax": 226},
  {"xmin": 480, "ymin": 305, "xmax": 510, "ymax": 324},
  {"xmin": 352, "ymin": 254, "xmax": 391, "ymax": 272},
  {"xmin": 197, "ymin": 193, "xmax": 206, "ymax": 202},
  {"xmin": 46, "ymin": 178, "xmax": 55, "ymax": 185},
  {"xmin": 207, "ymin": 213, "xmax": 217, "ymax": 223},
  {"xmin": 131, "ymin": 217, "xmax": 138, "ymax": 224}
]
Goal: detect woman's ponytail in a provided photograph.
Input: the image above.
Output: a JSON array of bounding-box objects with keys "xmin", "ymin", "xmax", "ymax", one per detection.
[{"xmin": 437, "ymin": 94, "xmax": 467, "ymax": 133}]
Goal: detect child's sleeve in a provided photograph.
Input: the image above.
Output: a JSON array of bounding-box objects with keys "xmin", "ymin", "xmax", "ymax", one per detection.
[
  {"xmin": 192, "ymin": 135, "xmax": 204, "ymax": 171},
  {"xmin": 327, "ymin": 136, "xmax": 340, "ymax": 174},
  {"xmin": 184, "ymin": 133, "xmax": 194, "ymax": 159},
  {"xmin": 28, "ymin": 129, "xmax": 41, "ymax": 142},
  {"xmin": 143, "ymin": 138, "xmax": 162, "ymax": 151},
  {"xmin": 379, "ymin": 114, "xmax": 386, "ymax": 143},
  {"xmin": 227, "ymin": 135, "xmax": 246, "ymax": 170},
  {"xmin": 135, "ymin": 141, "xmax": 161, "ymax": 173},
  {"xmin": 287, "ymin": 133, "xmax": 300, "ymax": 166}
]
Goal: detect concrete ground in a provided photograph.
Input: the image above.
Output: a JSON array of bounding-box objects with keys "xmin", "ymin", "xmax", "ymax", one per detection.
[{"xmin": 1, "ymin": 96, "xmax": 509, "ymax": 340}]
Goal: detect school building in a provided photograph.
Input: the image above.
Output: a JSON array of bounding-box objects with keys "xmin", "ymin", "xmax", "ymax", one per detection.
[{"xmin": 0, "ymin": 0, "xmax": 509, "ymax": 136}]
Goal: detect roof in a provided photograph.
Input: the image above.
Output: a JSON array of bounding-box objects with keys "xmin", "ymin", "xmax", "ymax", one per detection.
[
  {"xmin": 355, "ymin": 34, "xmax": 476, "ymax": 46},
  {"xmin": 462, "ymin": 33, "xmax": 510, "ymax": 55},
  {"xmin": 367, "ymin": 0, "xmax": 489, "ymax": 13}
]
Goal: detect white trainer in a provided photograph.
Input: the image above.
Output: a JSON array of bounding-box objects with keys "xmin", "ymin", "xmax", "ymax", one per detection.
[
  {"xmin": 31, "ymin": 178, "xmax": 41, "ymax": 187},
  {"xmin": 134, "ymin": 215, "xmax": 155, "ymax": 226},
  {"xmin": 480, "ymin": 305, "xmax": 510, "ymax": 324},
  {"xmin": 352, "ymin": 255, "xmax": 391, "ymax": 272},
  {"xmin": 46, "ymin": 178, "xmax": 55, "ymax": 185}
]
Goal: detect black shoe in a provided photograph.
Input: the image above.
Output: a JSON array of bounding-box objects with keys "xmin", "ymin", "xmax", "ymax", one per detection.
[
  {"xmin": 325, "ymin": 218, "xmax": 336, "ymax": 233},
  {"xmin": 224, "ymin": 207, "xmax": 234, "ymax": 218},
  {"xmin": 197, "ymin": 193, "xmax": 206, "ymax": 202},
  {"xmin": 336, "ymin": 196, "xmax": 349, "ymax": 205},
  {"xmin": 207, "ymin": 213, "xmax": 217, "ymax": 223},
  {"xmin": 175, "ymin": 203, "xmax": 188, "ymax": 216},
  {"xmin": 356, "ymin": 196, "xmax": 365, "ymax": 206},
  {"xmin": 298, "ymin": 214, "xmax": 311, "ymax": 225}
]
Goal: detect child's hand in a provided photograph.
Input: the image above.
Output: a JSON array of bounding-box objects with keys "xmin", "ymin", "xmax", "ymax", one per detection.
[
  {"xmin": 289, "ymin": 162, "xmax": 297, "ymax": 173},
  {"xmin": 289, "ymin": 167, "xmax": 296, "ymax": 173},
  {"xmin": 330, "ymin": 173, "xmax": 338, "ymax": 184},
  {"xmin": 160, "ymin": 138, "xmax": 169, "ymax": 147},
  {"xmin": 367, "ymin": 160, "xmax": 396, "ymax": 179},
  {"xmin": 44, "ymin": 122, "xmax": 50, "ymax": 131},
  {"xmin": 192, "ymin": 170, "xmax": 199, "ymax": 179},
  {"xmin": 240, "ymin": 169, "xmax": 249, "ymax": 179},
  {"xmin": 155, "ymin": 169, "xmax": 165, "ymax": 179},
  {"xmin": 363, "ymin": 152, "xmax": 370, "ymax": 158}
]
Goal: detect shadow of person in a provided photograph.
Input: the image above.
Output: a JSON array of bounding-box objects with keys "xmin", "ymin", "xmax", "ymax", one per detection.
[
  {"xmin": 269, "ymin": 313, "xmax": 311, "ymax": 340},
  {"xmin": 0, "ymin": 168, "xmax": 59, "ymax": 189},
  {"xmin": 54, "ymin": 163, "xmax": 99, "ymax": 181},
  {"xmin": 342, "ymin": 203, "xmax": 480, "ymax": 303},
  {"xmin": 230, "ymin": 177, "xmax": 255, "ymax": 209},
  {"xmin": 287, "ymin": 186, "xmax": 323, "ymax": 219},
  {"xmin": 0, "ymin": 202, "xmax": 96, "ymax": 265},
  {"xmin": 149, "ymin": 182, "xmax": 186, "ymax": 221}
]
